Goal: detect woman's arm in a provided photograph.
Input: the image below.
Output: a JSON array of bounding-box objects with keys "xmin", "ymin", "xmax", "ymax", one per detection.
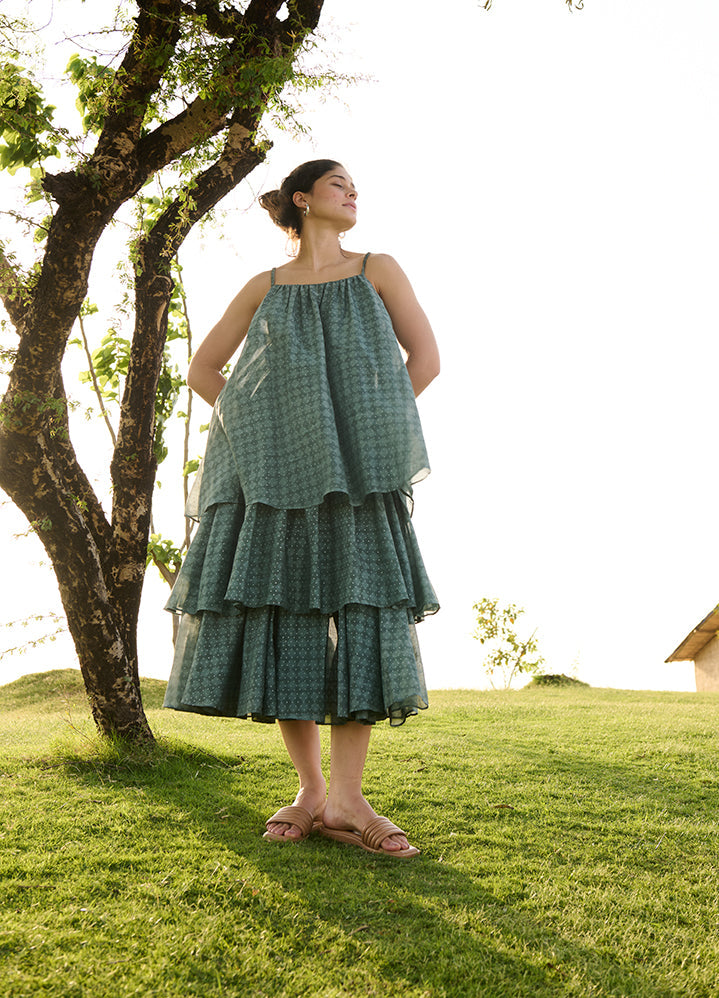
[
  {"xmin": 187, "ymin": 271, "xmax": 271, "ymax": 405},
  {"xmin": 366, "ymin": 254, "xmax": 440, "ymax": 397}
]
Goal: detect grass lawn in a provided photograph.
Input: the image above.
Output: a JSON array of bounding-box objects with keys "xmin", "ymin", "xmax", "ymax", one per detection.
[{"xmin": 0, "ymin": 670, "xmax": 717, "ymax": 997}]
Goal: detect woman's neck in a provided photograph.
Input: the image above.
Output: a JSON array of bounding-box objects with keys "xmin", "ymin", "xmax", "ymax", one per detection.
[{"xmin": 292, "ymin": 226, "xmax": 347, "ymax": 273}]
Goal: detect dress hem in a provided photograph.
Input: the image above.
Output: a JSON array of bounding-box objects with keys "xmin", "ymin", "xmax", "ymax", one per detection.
[
  {"xmin": 161, "ymin": 700, "xmax": 429, "ymax": 727},
  {"xmin": 188, "ymin": 477, "xmax": 430, "ymax": 522}
]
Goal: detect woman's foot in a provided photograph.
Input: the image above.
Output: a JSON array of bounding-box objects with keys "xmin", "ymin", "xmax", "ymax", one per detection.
[
  {"xmin": 321, "ymin": 792, "xmax": 412, "ymax": 854},
  {"xmin": 264, "ymin": 784, "xmax": 326, "ymax": 841}
]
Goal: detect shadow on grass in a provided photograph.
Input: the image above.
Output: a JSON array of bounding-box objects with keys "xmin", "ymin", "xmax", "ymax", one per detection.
[
  {"xmin": 54, "ymin": 736, "xmax": 266, "ymax": 841},
  {"xmin": 502, "ymin": 737, "xmax": 719, "ymax": 811},
  {"xmin": 57, "ymin": 737, "xmax": 689, "ymax": 998},
  {"xmin": 253, "ymin": 842, "xmax": 689, "ymax": 998}
]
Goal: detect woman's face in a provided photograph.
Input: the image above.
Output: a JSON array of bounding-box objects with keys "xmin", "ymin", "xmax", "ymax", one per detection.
[{"xmin": 298, "ymin": 166, "xmax": 358, "ymax": 228}]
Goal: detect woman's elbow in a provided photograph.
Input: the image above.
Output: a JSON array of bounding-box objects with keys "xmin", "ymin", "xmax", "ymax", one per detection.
[
  {"xmin": 408, "ymin": 350, "xmax": 440, "ymax": 396},
  {"xmin": 186, "ymin": 360, "xmax": 206, "ymax": 398},
  {"xmin": 422, "ymin": 348, "xmax": 441, "ymax": 387},
  {"xmin": 186, "ymin": 356, "xmax": 225, "ymax": 406},
  {"xmin": 186, "ymin": 358, "xmax": 199, "ymax": 394}
]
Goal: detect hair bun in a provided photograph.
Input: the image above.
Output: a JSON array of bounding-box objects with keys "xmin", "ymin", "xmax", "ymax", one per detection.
[{"xmin": 259, "ymin": 188, "xmax": 299, "ymax": 237}]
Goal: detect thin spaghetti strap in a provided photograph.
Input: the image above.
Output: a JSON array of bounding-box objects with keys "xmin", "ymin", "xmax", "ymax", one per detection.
[
  {"xmin": 361, "ymin": 252, "xmax": 370, "ymax": 276},
  {"xmin": 270, "ymin": 267, "xmax": 276, "ymax": 287}
]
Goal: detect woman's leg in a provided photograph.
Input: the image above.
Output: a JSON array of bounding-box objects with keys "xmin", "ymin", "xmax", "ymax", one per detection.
[
  {"xmin": 267, "ymin": 719, "xmax": 327, "ymax": 839},
  {"xmin": 323, "ymin": 721, "xmax": 409, "ymax": 852}
]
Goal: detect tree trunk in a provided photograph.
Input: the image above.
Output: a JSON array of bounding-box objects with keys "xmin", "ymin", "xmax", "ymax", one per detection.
[{"xmin": 0, "ymin": 376, "xmax": 154, "ymax": 741}]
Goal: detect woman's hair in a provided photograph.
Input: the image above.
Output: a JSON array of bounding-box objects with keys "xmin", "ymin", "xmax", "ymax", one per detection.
[{"xmin": 259, "ymin": 159, "xmax": 342, "ymax": 238}]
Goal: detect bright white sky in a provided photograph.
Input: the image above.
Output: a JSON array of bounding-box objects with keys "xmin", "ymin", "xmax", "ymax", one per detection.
[{"xmin": 2, "ymin": 0, "xmax": 718, "ymax": 692}]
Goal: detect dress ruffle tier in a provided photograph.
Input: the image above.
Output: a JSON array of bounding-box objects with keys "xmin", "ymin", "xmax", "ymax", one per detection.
[
  {"xmin": 163, "ymin": 264, "xmax": 438, "ymax": 725},
  {"xmin": 168, "ymin": 491, "xmax": 437, "ymax": 619}
]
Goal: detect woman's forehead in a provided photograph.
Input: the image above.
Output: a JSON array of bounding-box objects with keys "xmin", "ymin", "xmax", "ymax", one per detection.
[{"xmin": 324, "ymin": 168, "xmax": 354, "ymax": 185}]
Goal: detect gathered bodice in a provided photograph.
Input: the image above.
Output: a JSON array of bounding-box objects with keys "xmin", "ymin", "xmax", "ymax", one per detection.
[{"xmin": 191, "ymin": 268, "xmax": 430, "ymax": 515}]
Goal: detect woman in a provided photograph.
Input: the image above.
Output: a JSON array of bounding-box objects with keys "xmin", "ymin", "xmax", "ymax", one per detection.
[{"xmin": 164, "ymin": 160, "xmax": 439, "ymax": 858}]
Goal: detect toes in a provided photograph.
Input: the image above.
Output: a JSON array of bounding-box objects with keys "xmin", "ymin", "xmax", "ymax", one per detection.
[
  {"xmin": 382, "ymin": 835, "xmax": 408, "ymax": 852},
  {"xmin": 268, "ymin": 822, "xmax": 301, "ymax": 839}
]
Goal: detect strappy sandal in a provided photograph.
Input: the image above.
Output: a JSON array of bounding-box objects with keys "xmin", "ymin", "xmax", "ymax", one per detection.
[
  {"xmin": 262, "ymin": 805, "xmax": 320, "ymax": 843},
  {"xmin": 318, "ymin": 815, "xmax": 419, "ymax": 858}
]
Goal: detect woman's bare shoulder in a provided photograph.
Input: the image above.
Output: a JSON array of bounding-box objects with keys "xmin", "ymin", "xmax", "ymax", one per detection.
[
  {"xmin": 212, "ymin": 270, "xmax": 272, "ymax": 331},
  {"xmin": 366, "ymin": 252, "xmax": 397, "ymax": 267},
  {"xmin": 365, "ymin": 252, "xmax": 410, "ymax": 290},
  {"xmin": 243, "ymin": 269, "xmax": 273, "ymax": 299}
]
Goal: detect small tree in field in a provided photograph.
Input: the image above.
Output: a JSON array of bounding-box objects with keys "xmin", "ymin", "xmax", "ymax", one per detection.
[{"xmin": 472, "ymin": 597, "xmax": 544, "ymax": 690}]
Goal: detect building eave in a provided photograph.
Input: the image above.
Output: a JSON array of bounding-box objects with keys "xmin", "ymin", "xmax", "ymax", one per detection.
[{"xmin": 665, "ymin": 604, "xmax": 719, "ymax": 662}]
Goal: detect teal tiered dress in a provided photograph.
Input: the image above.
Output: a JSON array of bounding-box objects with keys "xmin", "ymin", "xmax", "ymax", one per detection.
[{"xmin": 163, "ymin": 253, "xmax": 438, "ymax": 726}]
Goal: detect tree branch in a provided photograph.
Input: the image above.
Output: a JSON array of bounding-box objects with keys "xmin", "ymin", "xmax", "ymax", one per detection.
[
  {"xmin": 77, "ymin": 313, "xmax": 117, "ymax": 447},
  {"xmin": 136, "ymin": 95, "xmax": 229, "ymax": 180},
  {"xmin": 0, "ymin": 245, "xmax": 28, "ymax": 330},
  {"xmin": 280, "ymin": 0, "xmax": 324, "ymax": 41},
  {"xmin": 175, "ymin": 255, "xmax": 194, "ymax": 549},
  {"xmin": 109, "ymin": 122, "xmax": 266, "ymax": 609},
  {"xmin": 42, "ymin": 369, "xmax": 114, "ymax": 556},
  {"xmin": 43, "ymin": 1, "xmax": 183, "ymax": 207},
  {"xmin": 188, "ymin": 0, "xmax": 245, "ymax": 38},
  {"xmin": 91, "ymin": 0, "xmax": 183, "ymax": 162},
  {"xmin": 140, "ymin": 119, "xmax": 266, "ymax": 268},
  {"xmin": 137, "ymin": 0, "xmax": 323, "ymax": 180},
  {"xmin": 243, "ymin": 0, "xmax": 289, "ymax": 35},
  {"xmin": 150, "ymin": 552, "xmax": 178, "ymax": 587}
]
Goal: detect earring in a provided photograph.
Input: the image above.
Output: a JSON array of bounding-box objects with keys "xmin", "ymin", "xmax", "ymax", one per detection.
[{"xmin": 304, "ymin": 204, "xmax": 310, "ymax": 217}]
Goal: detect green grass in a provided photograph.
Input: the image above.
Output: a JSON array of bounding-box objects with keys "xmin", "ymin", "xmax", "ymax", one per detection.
[{"xmin": 1, "ymin": 670, "xmax": 718, "ymax": 998}]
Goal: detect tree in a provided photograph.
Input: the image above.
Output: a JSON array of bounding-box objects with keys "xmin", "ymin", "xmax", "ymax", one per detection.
[
  {"xmin": 0, "ymin": 1, "xmax": 327, "ymax": 743},
  {"xmin": 472, "ymin": 597, "xmax": 544, "ymax": 689}
]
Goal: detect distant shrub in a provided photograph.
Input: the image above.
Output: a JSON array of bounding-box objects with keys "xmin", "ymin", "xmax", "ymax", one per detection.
[{"xmin": 529, "ymin": 673, "xmax": 590, "ymax": 688}]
